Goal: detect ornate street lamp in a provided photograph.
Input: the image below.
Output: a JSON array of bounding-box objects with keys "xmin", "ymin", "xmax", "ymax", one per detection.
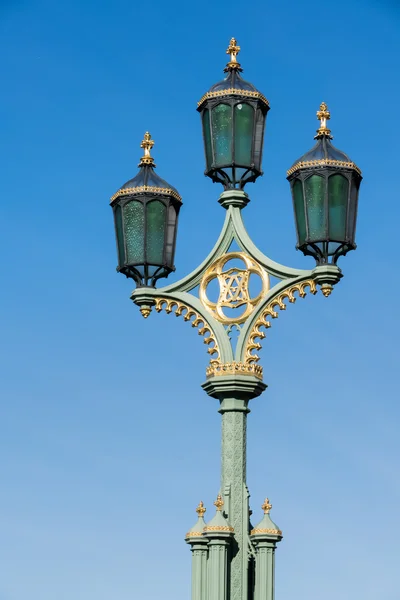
[
  {"xmin": 110, "ymin": 132, "xmax": 182, "ymax": 287},
  {"xmin": 197, "ymin": 38, "xmax": 269, "ymax": 189},
  {"xmin": 287, "ymin": 102, "xmax": 362, "ymax": 264},
  {"xmin": 110, "ymin": 39, "xmax": 362, "ymax": 600}
]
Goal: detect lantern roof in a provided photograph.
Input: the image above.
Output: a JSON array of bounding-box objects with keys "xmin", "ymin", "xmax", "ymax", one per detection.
[
  {"xmin": 197, "ymin": 38, "xmax": 269, "ymax": 110},
  {"xmin": 287, "ymin": 103, "xmax": 362, "ymax": 178},
  {"xmin": 111, "ymin": 132, "xmax": 182, "ymax": 203}
]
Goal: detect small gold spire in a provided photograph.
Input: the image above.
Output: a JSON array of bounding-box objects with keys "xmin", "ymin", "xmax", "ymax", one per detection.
[
  {"xmin": 196, "ymin": 501, "xmax": 206, "ymax": 517},
  {"xmin": 225, "ymin": 37, "xmax": 242, "ymax": 71},
  {"xmin": 214, "ymin": 494, "xmax": 224, "ymax": 511},
  {"xmin": 139, "ymin": 306, "xmax": 152, "ymax": 318},
  {"xmin": 315, "ymin": 102, "xmax": 333, "ymax": 139},
  {"xmin": 139, "ymin": 131, "xmax": 156, "ymax": 166},
  {"xmin": 262, "ymin": 498, "xmax": 272, "ymax": 514}
]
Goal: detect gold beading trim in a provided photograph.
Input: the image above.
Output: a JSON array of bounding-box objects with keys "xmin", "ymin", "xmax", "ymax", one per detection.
[
  {"xmin": 206, "ymin": 362, "xmax": 263, "ymax": 380},
  {"xmin": 185, "ymin": 531, "xmax": 204, "ymax": 538},
  {"xmin": 111, "ymin": 185, "xmax": 182, "ymax": 203},
  {"xmin": 154, "ymin": 298, "xmax": 220, "ymax": 366},
  {"xmin": 245, "ymin": 280, "xmax": 317, "ymax": 364},
  {"xmin": 287, "ymin": 158, "xmax": 361, "ymax": 177},
  {"xmin": 250, "ymin": 528, "xmax": 282, "ymax": 536},
  {"xmin": 204, "ymin": 525, "xmax": 235, "ymax": 533},
  {"xmin": 198, "ymin": 88, "xmax": 270, "ymax": 109}
]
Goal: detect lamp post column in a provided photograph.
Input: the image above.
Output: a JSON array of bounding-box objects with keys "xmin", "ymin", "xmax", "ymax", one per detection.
[{"xmin": 202, "ymin": 375, "xmax": 267, "ymax": 600}]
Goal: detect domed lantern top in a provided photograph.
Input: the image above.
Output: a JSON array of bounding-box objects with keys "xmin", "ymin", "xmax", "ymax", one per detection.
[
  {"xmin": 287, "ymin": 103, "xmax": 362, "ymax": 265},
  {"xmin": 197, "ymin": 38, "xmax": 270, "ymax": 190},
  {"xmin": 110, "ymin": 133, "xmax": 182, "ymax": 287}
]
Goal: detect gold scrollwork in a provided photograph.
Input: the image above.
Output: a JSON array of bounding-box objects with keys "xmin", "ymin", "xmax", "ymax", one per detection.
[
  {"xmin": 197, "ymin": 88, "xmax": 270, "ymax": 109},
  {"xmin": 200, "ymin": 252, "xmax": 270, "ymax": 326},
  {"xmin": 287, "ymin": 158, "xmax": 361, "ymax": 177},
  {"xmin": 111, "ymin": 185, "xmax": 182, "ymax": 203},
  {"xmin": 245, "ymin": 280, "xmax": 317, "ymax": 364},
  {"xmin": 154, "ymin": 298, "xmax": 221, "ymax": 365}
]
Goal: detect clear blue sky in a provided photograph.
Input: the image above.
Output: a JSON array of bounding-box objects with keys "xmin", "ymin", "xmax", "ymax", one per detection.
[{"xmin": 1, "ymin": 1, "xmax": 399, "ymax": 599}]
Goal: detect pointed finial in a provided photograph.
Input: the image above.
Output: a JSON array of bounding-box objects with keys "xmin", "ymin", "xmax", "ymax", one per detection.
[
  {"xmin": 196, "ymin": 501, "xmax": 206, "ymax": 517},
  {"xmin": 214, "ymin": 494, "xmax": 224, "ymax": 511},
  {"xmin": 315, "ymin": 102, "xmax": 333, "ymax": 139},
  {"xmin": 225, "ymin": 37, "xmax": 242, "ymax": 72},
  {"xmin": 262, "ymin": 498, "xmax": 272, "ymax": 514},
  {"xmin": 139, "ymin": 131, "xmax": 156, "ymax": 166}
]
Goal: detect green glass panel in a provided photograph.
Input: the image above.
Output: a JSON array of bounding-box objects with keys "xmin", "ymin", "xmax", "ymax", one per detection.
[
  {"xmin": 114, "ymin": 204, "xmax": 125, "ymax": 265},
  {"xmin": 202, "ymin": 109, "xmax": 213, "ymax": 169},
  {"xmin": 305, "ymin": 175, "xmax": 326, "ymax": 240},
  {"xmin": 328, "ymin": 174, "xmax": 348, "ymax": 240},
  {"xmin": 123, "ymin": 201, "xmax": 144, "ymax": 264},
  {"xmin": 293, "ymin": 180, "xmax": 306, "ymax": 245},
  {"xmin": 348, "ymin": 180, "xmax": 359, "ymax": 240},
  {"xmin": 212, "ymin": 104, "xmax": 232, "ymax": 166},
  {"xmin": 146, "ymin": 200, "xmax": 166, "ymax": 264},
  {"xmin": 234, "ymin": 103, "xmax": 254, "ymax": 165}
]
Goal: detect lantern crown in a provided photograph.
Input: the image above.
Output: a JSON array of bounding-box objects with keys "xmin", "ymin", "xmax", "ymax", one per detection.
[
  {"xmin": 110, "ymin": 133, "xmax": 182, "ymax": 287},
  {"xmin": 197, "ymin": 38, "xmax": 270, "ymax": 191},
  {"xmin": 287, "ymin": 103, "xmax": 362, "ymax": 265}
]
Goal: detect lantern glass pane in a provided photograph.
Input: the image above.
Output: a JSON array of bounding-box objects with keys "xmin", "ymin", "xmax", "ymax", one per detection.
[
  {"xmin": 253, "ymin": 107, "xmax": 265, "ymax": 169},
  {"xmin": 328, "ymin": 174, "xmax": 348, "ymax": 240},
  {"xmin": 305, "ymin": 175, "xmax": 326, "ymax": 239},
  {"xmin": 293, "ymin": 180, "xmax": 306, "ymax": 245},
  {"xmin": 146, "ymin": 200, "xmax": 166, "ymax": 264},
  {"xmin": 165, "ymin": 204, "xmax": 177, "ymax": 265},
  {"xmin": 123, "ymin": 200, "xmax": 145, "ymax": 264},
  {"xmin": 212, "ymin": 103, "xmax": 232, "ymax": 166},
  {"xmin": 202, "ymin": 109, "xmax": 213, "ymax": 170},
  {"xmin": 348, "ymin": 179, "xmax": 359, "ymax": 240},
  {"xmin": 234, "ymin": 103, "xmax": 254, "ymax": 164},
  {"xmin": 114, "ymin": 204, "xmax": 125, "ymax": 265}
]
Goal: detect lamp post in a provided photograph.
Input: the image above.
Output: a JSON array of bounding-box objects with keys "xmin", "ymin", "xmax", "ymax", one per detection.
[{"xmin": 110, "ymin": 38, "xmax": 361, "ymax": 600}]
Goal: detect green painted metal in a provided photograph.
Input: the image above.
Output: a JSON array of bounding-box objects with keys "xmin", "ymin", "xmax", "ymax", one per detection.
[{"xmin": 130, "ymin": 189, "xmax": 345, "ymax": 600}]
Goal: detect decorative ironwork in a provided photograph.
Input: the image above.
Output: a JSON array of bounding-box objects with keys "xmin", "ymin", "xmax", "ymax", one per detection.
[
  {"xmin": 214, "ymin": 494, "xmax": 224, "ymax": 511},
  {"xmin": 154, "ymin": 298, "xmax": 221, "ymax": 365},
  {"xmin": 196, "ymin": 501, "xmax": 206, "ymax": 517},
  {"xmin": 110, "ymin": 185, "xmax": 182, "ymax": 203},
  {"xmin": 315, "ymin": 101, "xmax": 332, "ymax": 139},
  {"xmin": 250, "ymin": 527, "xmax": 282, "ymax": 536},
  {"xmin": 245, "ymin": 280, "xmax": 318, "ymax": 364},
  {"xmin": 139, "ymin": 131, "xmax": 155, "ymax": 165},
  {"xmin": 225, "ymin": 37, "xmax": 242, "ymax": 71},
  {"xmin": 200, "ymin": 252, "xmax": 270, "ymax": 325},
  {"xmin": 286, "ymin": 158, "xmax": 361, "ymax": 177},
  {"xmin": 197, "ymin": 87, "xmax": 270, "ymax": 109},
  {"xmin": 261, "ymin": 498, "xmax": 272, "ymax": 514},
  {"xmin": 206, "ymin": 361, "xmax": 263, "ymax": 380}
]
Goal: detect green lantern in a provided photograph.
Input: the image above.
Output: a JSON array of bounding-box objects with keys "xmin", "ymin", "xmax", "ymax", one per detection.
[
  {"xmin": 287, "ymin": 103, "xmax": 362, "ymax": 264},
  {"xmin": 110, "ymin": 133, "xmax": 182, "ymax": 286},
  {"xmin": 198, "ymin": 38, "xmax": 270, "ymax": 190}
]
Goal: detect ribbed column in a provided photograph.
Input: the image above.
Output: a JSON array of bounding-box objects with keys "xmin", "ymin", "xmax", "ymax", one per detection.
[
  {"xmin": 250, "ymin": 499, "xmax": 282, "ymax": 600},
  {"xmin": 202, "ymin": 375, "xmax": 267, "ymax": 600},
  {"xmin": 203, "ymin": 495, "xmax": 234, "ymax": 600},
  {"xmin": 185, "ymin": 502, "xmax": 209, "ymax": 600}
]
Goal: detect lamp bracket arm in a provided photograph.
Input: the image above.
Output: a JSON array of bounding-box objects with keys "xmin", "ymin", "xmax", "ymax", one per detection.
[
  {"xmin": 156, "ymin": 210, "xmax": 235, "ymax": 294},
  {"xmin": 131, "ymin": 287, "xmax": 234, "ymax": 364},
  {"xmin": 230, "ymin": 207, "xmax": 313, "ymax": 280},
  {"xmin": 235, "ymin": 274, "xmax": 319, "ymax": 364}
]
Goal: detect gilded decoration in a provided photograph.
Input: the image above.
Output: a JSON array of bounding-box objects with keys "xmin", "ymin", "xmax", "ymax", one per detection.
[
  {"xmin": 196, "ymin": 501, "xmax": 206, "ymax": 517},
  {"xmin": 261, "ymin": 498, "xmax": 272, "ymax": 514},
  {"xmin": 286, "ymin": 158, "xmax": 362, "ymax": 177},
  {"xmin": 206, "ymin": 361, "xmax": 263, "ymax": 380},
  {"xmin": 315, "ymin": 101, "xmax": 332, "ymax": 139},
  {"xmin": 154, "ymin": 298, "xmax": 221, "ymax": 365},
  {"xmin": 214, "ymin": 494, "xmax": 224, "ymax": 511},
  {"xmin": 197, "ymin": 88, "xmax": 270, "ymax": 110},
  {"xmin": 110, "ymin": 185, "xmax": 182, "ymax": 203},
  {"xmin": 245, "ymin": 280, "xmax": 317, "ymax": 364},
  {"xmin": 139, "ymin": 131, "xmax": 155, "ymax": 165},
  {"xmin": 225, "ymin": 37, "xmax": 242, "ymax": 71},
  {"xmin": 250, "ymin": 527, "xmax": 282, "ymax": 536},
  {"xmin": 200, "ymin": 252, "xmax": 270, "ymax": 326}
]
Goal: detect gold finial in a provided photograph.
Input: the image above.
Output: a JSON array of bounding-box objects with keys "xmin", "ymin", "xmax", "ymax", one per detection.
[
  {"xmin": 139, "ymin": 131, "xmax": 156, "ymax": 166},
  {"xmin": 139, "ymin": 306, "xmax": 152, "ymax": 318},
  {"xmin": 262, "ymin": 498, "xmax": 272, "ymax": 514},
  {"xmin": 214, "ymin": 494, "xmax": 224, "ymax": 511},
  {"xmin": 225, "ymin": 37, "xmax": 242, "ymax": 71},
  {"xmin": 196, "ymin": 501, "xmax": 206, "ymax": 517},
  {"xmin": 315, "ymin": 102, "xmax": 333, "ymax": 139}
]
